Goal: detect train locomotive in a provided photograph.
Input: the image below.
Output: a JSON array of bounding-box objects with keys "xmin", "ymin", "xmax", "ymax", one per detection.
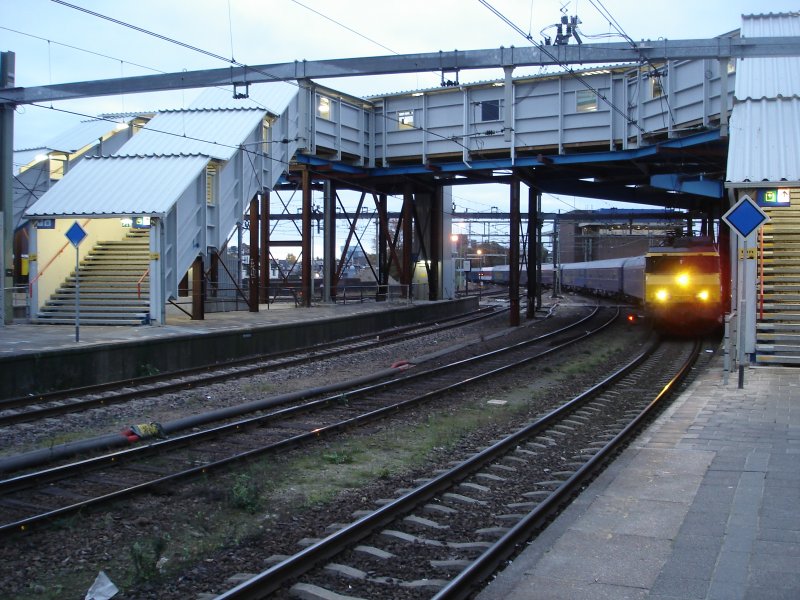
[
  {"xmin": 643, "ymin": 240, "xmax": 723, "ymax": 332},
  {"xmin": 483, "ymin": 238, "xmax": 724, "ymax": 333}
]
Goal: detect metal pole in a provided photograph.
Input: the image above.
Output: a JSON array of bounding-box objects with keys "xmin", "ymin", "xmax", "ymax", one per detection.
[
  {"xmin": 509, "ymin": 177, "xmax": 520, "ymax": 326},
  {"xmin": 75, "ymin": 246, "xmax": 80, "ymax": 342},
  {"xmin": 1, "ymin": 52, "xmax": 15, "ymax": 326}
]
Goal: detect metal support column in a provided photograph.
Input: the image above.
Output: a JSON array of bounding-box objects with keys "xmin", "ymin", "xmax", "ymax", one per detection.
[
  {"xmin": 301, "ymin": 169, "xmax": 312, "ymax": 307},
  {"xmin": 1, "ymin": 52, "xmax": 14, "ymax": 325},
  {"xmin": 249, "ymin": 194, "xmax": 259, "ymax": 312},
  {"xmin": 429, "ymin": 186, "xmax": 442, "ymax": 300},
  {"xmin": 260, "ymin": 190, "xmax": 269, "ymax": 304},
  {"xmin": 192, "ymin": 255, "xmax": 205, "ymax": 320},
  {"xmin": 509, "ymin": 177, "xmax": 520, "ymax": 326},
  {"xmin": 526, "ymin": 185, "xmax": 540, "ymax": 317},
  {"xmin": 402, "ymin": 186, "xmax": 413, "ymax": 298},
  {"xmin": 323, "ymin": 180, "xmax": 336, "ymax": 303},
  {"xmin": 377, "ymin": 193, "xmax": 388, "ymax": 301}
]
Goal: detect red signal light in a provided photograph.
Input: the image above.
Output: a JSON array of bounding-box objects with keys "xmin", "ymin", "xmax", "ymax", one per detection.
[{"xmin": 627, "ymin": 313, "xmax": 638, "ymax": 324}]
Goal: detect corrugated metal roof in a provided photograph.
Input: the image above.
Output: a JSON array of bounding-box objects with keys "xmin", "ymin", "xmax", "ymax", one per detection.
[
  {"xmin": 727, "ymin": 12, "xmax": 800, "ymax": 184},
  {"xmin": 735, "ymin": 12, "xmax": 800, "ymax": 100},
  {"xmin": 24, "ymin": 154, "xmax": 209, "ymax": 218},
  {"xmin": 43, "ymin": 118, "xmax": 130, "ymax": 153},
  {"xmin": 13, "ymin": 148, "xmax": 47, "ymax": 175},
  {"xmin": 189, "ymin": 82, "xmax": 299, "ymax": 114},
  {"xmin": 114, "ymin": 109, "xmax": 264, "ymax": 161},
  {"xmin": 727, "ymin": 98, "xmax": 800, "ymax": 183}
]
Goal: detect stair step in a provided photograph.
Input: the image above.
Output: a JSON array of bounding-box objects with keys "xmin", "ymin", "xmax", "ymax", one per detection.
[
  {"xmin": 32, "ymin": 317, "xmax": 148, "ymax": 326},
  {"xmin": 756, "ymin": 332, "xmax": 800, "ymax": 342},
  {"xmin": 757, "ymin": 312, "xmax": 800, "ymax": 321},
  {"xmin": 45, "ymin": 300, "xmax": 149, "ymax": 308},
  {"xmin": 755, "ymin": 354, "xmax": 800, "ymax": 365},
  {"xmin": 760, "ymin": 303, "xmax": 800, "ymax": 311},
  {"xmin": 757, "ymin": 322, "xmax": 800, "ymax": 332}
]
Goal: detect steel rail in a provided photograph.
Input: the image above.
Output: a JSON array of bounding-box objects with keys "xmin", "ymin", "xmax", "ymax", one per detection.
[
  {"xmin": 432, "ymin": 337, "xmax": 701, "ymax": 599},
  {"xmin": 211, "ymin": 308, "xmax": 633, "ymax": 600},
  {"xmin": 0, "ymin": 306, "xmax": 607, "ymax": 538},
  {"xmin": 0, "ymin": 304, "xmax": 504, "ymax": 424},
  {"xmin": 216, "ymin": 335, "xmax": 698, "ymax": 600}
]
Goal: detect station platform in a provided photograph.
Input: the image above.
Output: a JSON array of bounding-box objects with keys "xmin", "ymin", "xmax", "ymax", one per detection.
[
  {"xmin": 0, "ymin": 296, "xmax": 479, "ymax": 399},
  {"xmin": 0, "ymin": 300, "xmax": 423, "ymax": 356},
  {"xmin": 478, "ymin": 357, "xmax": 800, "ymax": 600}
]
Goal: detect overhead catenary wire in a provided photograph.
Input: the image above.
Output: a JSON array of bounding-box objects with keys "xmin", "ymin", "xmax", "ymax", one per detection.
[
  {"xmin": 586, "ymin": 0, "xmax": 676, "ymax": 129},
  {"xmin": 476, "ymin": 0, "xmax": 645, "ymax": 134}
]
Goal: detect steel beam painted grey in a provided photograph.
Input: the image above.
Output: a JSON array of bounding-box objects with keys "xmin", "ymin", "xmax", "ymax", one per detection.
[{"xmin": 2, "ymin": 37, "xmax": 800, "ymax": 106}]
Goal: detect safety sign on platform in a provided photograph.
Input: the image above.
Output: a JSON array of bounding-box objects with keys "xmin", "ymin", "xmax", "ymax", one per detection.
[
  {"xmin": 65, "ymin": 221, "xmax": 87, "ymax": 247},
  {"xmin": 722, "ymin": 194, "xmax": 769, "ymax": 240}
]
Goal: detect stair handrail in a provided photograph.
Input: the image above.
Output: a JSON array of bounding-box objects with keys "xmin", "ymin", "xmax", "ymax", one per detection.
[
  {"xmin": 759, "ymin": 225, "xmax": 765, "ymax": 321},
  {"xmin": 137, "ymin": 268, "xmax": 150, "ymax": 300},
  {"xmin": 28, "ymin": 218, "xmax": 92, "ymax": 297}
]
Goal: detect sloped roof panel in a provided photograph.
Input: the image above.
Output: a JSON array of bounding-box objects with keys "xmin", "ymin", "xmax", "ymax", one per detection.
[
  {"xmin": 189, "ymin": 82, "xmax": 299, "ymax": 114},
  {"xmin": 113, "ymin": 109, "xmax": 264, "ymax": 161},
  {"xmin": 13, "ymin": 148, "xmax": 47, "ymax": 175},
  {"xmin": 735, "ymin": 12, "xmax": 800, "ymax": 100},
  {"xmin": 44, "ymin": 119, "xmax": 129, "ymax": 153},
  {"xmin": 24, "ymin": 154, "xmax": 209, "ymax": 218},
  {"xmin": 727, "ymin": 12, "xmax": 800, "ymax": 184},
  {"xmin": 727, "ymin": 98, "xmax": 800, "ymax": 183}
]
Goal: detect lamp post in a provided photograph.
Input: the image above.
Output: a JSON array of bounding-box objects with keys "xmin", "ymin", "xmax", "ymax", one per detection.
[{"xmin": 450, "ymin": 233, "xmax": 461, "ymax": 293}]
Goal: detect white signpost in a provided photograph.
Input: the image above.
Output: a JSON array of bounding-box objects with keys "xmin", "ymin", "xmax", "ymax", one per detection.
[
  {"xmin": 722, "ymin": 194, "xmax": 769, "ymax": 387},
  {"xmin": 65, "ymin": 221, "xmax": 88, "ymax": 342}
]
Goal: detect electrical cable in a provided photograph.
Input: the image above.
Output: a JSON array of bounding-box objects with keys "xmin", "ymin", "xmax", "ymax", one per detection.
[
  {"xmin": 476, "ymin": 0, "xmax": 644, "ymax": 133},
  {"xmin": 289, "ymin": 0, "xmax": 399, "ymax": 55},
  {"xmin": 50, "ymin": 0, "xmax": 300, "ymax": 94},
  {"xmin": 587, "ymin": 0, "xmax": 676, "ymax": 128}
]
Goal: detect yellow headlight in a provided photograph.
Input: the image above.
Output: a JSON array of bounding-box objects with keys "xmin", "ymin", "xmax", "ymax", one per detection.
[
  {"xmin": 676, "ymin": 272, "xmax": 690, "ymax": 287},
  {"xmin": 655, "ymin": 289, "xmax": 668, "ymax": 302},
  {"xmin": 697, "ymin": 290, "xmax": 709, "ymax": 301}
]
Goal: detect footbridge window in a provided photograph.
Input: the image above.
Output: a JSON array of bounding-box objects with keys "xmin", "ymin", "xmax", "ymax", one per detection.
[
  {"xmin": 576, "ymin": 89, "xmax": 598, "ymax": 113},
  {"xmin": 206, "ymin": 164, "xmax": 217, "ymax": 206},
  {"xmin": 317, "ymin": 95, "xmax": 332, "ymax": 120},
  {"xmin": 478, "ymin": 99, "xmax": 501, "ymax": 122},
  {"xmin": 397, "ymin": 109, "xmax": 415, "ymax": 130}
]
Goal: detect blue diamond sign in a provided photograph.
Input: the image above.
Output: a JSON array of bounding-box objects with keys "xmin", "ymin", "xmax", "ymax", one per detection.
[
  {"xmin": 65, "ymin": 221, "xmax": 88, "ymax": 247},
  {"xmin": 722, "ymin": 194, "xmax": 769, "ymax": 240}
]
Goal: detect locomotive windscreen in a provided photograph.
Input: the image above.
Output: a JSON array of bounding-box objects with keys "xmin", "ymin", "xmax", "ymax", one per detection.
[{"xmin": 645, "ymin": 255, "xmax": 719, "ymax": 274}]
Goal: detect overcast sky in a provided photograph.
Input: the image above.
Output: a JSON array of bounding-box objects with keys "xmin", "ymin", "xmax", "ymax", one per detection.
[{"xmin": 3, "ymin": 0, "xmax": 798, "ymax": 234}]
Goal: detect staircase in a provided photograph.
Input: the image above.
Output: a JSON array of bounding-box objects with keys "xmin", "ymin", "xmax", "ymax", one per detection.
[
  {"xmin": 756, "ymin": 199, "xmax": 800, "ymax": 365},
  {"xmin": 33, "ymin": 229, "xmax": 151, "ymax": 326}
]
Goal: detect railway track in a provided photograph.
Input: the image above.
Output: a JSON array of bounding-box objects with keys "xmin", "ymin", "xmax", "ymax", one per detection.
[
  {"xmin": 0, "ymin": 304, "xmax": 510, "ymax": 427},
  {"xmin": 0, "ymin": 306, "xmax": 611, "ymax": 538},
  {"xmin": 213, "ymin": 337, "xmax": 701, "ymax": 600}
]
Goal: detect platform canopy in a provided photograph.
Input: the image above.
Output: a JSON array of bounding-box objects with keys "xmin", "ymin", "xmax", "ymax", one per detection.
[{"xmin": 24, "ymin": 153, "xmax": 209, "ymax": 218}]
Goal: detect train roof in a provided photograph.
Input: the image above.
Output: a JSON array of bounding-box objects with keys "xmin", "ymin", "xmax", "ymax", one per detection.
[{"xmin": 647, "ymin": 236, "xmax": 719, "ymax": 256}]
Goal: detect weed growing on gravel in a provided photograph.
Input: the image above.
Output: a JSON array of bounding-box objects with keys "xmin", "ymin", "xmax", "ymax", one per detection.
[
  {"xmin": 323, "ymin": 449, "xmax": 355, "ymax": 464},
  {"xmin": 241, "ymin": 381, "xmax": 276, "ymax": 395},
  {"xmin": 229, "ymin": 473, "xmax": 263, "ymax": 513},
  {"xmin": 137, "ymin": 363, "xmax": 159, "ymax": 377},
  {"xmin": 129, "ymin": 534, "xmax": 168, "ymax": 582}
]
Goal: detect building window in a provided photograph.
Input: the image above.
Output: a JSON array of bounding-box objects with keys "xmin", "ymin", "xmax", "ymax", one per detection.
[
  {"xmin": 576, "ymin": 89, "xmax": 598, "ymax": 112},
  {"xmin": 317, "ymin": 95, "xmax": 332, "ymax": 120},
  {"xmin": 650, "ymin": 70, "xmax": 667, "ymax": 99},
  {"xmin": 49, "ymin": 153, "xmax": 67, "ymax": 180},
  {"xmin": 398, "ymin": 110, "xmax": 414, "ymax": 130},
  {"xmin": 206, "ymin": 164, "xmax": 217, "ymax": 206},
  {"xmin": 479, "ymin": 99, "xmax": 501, "ymax": 122}
]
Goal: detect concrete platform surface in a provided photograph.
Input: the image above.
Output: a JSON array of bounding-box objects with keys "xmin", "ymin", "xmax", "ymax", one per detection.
[
  {"xmin": 478, "ymin": 357, "xmax": 800, "ymax": 600},
  {"xmin": 0, "ymin": 300, "xmax": 415, "ymax": 356}
]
